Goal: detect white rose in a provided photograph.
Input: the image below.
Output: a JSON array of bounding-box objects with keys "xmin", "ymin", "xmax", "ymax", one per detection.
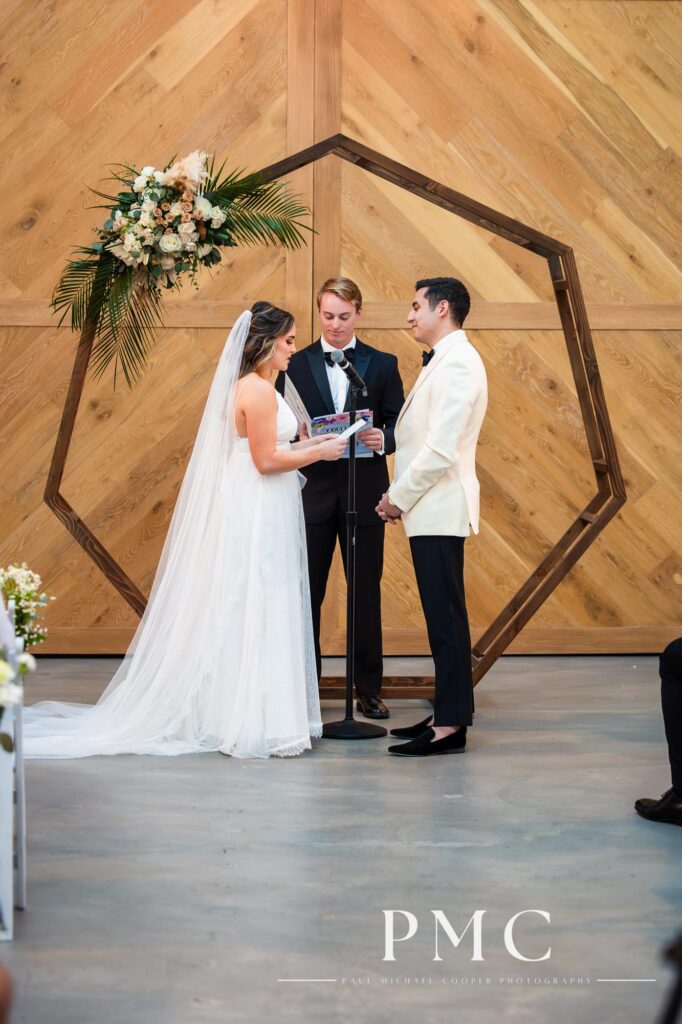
[
  {"xmin": 153, "ymin": 170, "xmax": 164, "ymax": 183},
  {"xmin": 170, "ymin": 201, "xmax": 184, "ymax": 218},
  {"xmin": 193, "ymin": 195, "xmax": 212, "ymax": 220},
  {"xmin": 159, "ymin": 233, "xmax": 182, "ymax": 253},
  {"xmin": 18, "ymin": 653, "xmax": 36, "ymax": 673},
  {"xmin": 210, "ymin": 206, "xmax": 226, "ymax": 228},
  {"xmin": 133, "ymin": 175, "xmax": 148, "ymax": 194},
  {"xmin": 178, "ymin": 220, "xmax": 197, "ymax": 237}
]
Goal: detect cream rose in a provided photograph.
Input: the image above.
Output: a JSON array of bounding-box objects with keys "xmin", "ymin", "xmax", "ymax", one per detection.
[{"xmin": 159, "ymin": 233, "xmax": 182, "ymax": 253}]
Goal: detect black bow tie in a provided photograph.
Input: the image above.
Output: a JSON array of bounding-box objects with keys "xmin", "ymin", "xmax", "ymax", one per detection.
[
  {"xmin": 422, "ymin": 349, "xmax": 435, "ymax": 367},
  {"xmin": 324, "ymin": 348, "xmax": 355, "ymax": 367}
]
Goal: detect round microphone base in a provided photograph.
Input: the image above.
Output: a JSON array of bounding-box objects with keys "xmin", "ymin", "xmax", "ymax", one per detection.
[{"xmin": 322, "ymin": 718, "xmax": 387, "ymax": 740}]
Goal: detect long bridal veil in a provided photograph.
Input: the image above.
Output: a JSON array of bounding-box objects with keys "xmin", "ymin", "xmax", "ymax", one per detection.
[{"xmin": 25, "ymin": 311, "xmax": 257, "ymax": 757}]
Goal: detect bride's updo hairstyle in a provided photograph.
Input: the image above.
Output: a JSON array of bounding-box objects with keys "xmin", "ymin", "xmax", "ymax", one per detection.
[{"xmin": 238, "ymin": 301, "xmax": 295, "ymax": 378}]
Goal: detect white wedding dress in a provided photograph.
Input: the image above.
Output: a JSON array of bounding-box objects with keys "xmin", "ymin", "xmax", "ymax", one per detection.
[{"xmin": 24, "ymin": 312, "xmax": 322, "ymax": 759}]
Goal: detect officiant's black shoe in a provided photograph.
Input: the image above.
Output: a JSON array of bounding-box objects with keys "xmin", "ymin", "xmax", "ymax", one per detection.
[
  {"xmin": 635, "ymin": 788, "xmax": 682, "ymax": 827},
  {"xmin": 356, "ymin": 694, "xmax": 390, "ymax": 719},
  {"xmin": 388, "ymin": 727, "xmax": 467, "ymax": 757},
  {"xmin": 390, "ymin": 715, "xmax": 433, "ymax": 739}
]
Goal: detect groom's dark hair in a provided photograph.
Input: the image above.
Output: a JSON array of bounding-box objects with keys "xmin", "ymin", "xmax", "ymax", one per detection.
[{"xmin": 415, "ymin": 277, "xmax": 470, "ymax": 326}]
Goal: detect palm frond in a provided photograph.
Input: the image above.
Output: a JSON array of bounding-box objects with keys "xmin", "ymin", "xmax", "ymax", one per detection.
[
  {"xmin": 220, "ymin": 178, "xmax": 312, "ymax": 249},
  {"xmin": 91, "ymin": 276, "xmax": 164, "ymax": 388},
  {"xmin": 51, "ymin": 248, "xmax": 109, "ymax": 329}
]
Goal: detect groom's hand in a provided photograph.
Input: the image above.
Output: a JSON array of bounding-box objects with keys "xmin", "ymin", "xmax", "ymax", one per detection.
[{"xmin": 376, "ymin": 493, "xmax": 402, "ymax": 525}]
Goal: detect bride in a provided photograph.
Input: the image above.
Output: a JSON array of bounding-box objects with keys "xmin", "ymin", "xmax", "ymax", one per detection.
[{"xmin": 24, "ymin": 303, "xmax": 347, "ymax": 759}]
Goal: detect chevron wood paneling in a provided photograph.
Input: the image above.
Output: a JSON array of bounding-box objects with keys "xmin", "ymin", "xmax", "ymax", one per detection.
[{"xmin": 0, "ymin": 0, "xmax": 680, "ymax": 655}]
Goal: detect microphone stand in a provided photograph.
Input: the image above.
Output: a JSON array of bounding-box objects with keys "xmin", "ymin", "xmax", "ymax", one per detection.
[{"xmin": 323, "ymin": 377, "xmax": 387, "ymax": 740}]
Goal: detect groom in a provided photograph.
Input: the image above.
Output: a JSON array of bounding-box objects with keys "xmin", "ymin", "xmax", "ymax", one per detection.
[
  {"xmin": 277, "ymin": 277, "xmax": 405, "ymax": 719},
  {"xmin": 376, "ymin": 277, "xmax": 488, "ymax": 756}
]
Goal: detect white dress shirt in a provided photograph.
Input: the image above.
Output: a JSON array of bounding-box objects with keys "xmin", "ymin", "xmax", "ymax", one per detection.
[{"xmin": 320, "ymin": 335, "xmax": 356, "ymax": 413}]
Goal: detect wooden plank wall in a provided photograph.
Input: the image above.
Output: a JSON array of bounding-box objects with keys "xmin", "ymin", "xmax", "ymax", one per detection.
[{"xmin": 0, "ymin": 0, "xmax": 680, "ymax": 655}]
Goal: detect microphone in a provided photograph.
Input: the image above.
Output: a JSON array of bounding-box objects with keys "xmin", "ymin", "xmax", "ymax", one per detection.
[{"xmin": 330, "ymin": 349, "xmax": 367, "ymax": 391}]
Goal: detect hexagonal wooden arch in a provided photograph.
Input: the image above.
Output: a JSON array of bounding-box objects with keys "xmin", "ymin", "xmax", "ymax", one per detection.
[{"xmin": 45, "ymin": 133, "xmax": 626, "ymax": 683}]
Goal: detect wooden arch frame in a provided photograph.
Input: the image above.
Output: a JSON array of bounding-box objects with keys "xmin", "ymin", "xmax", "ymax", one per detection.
[{"xmin": 44, "ymin": 133, "xmax": 626, "ymax": 684}]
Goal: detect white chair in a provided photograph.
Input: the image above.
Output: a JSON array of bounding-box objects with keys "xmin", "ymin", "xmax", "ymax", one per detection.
[{"xmin": 0, "ymin": 597, "xmax": 26, "ymax": 941}]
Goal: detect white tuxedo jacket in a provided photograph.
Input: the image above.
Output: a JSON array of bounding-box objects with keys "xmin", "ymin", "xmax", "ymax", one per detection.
[{"xmin": 387, "ymin": 330, "xmax": 487, "ymax": 538}]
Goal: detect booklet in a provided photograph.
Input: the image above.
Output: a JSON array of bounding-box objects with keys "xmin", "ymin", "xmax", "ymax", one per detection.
[{"xmin": 310, "ymin": 410, "xmax": 374, "ymax": 458}]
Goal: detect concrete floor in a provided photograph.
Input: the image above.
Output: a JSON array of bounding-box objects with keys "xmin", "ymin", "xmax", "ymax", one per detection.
[{"xmin": 2, "ymin": 655, "xmax": 681, "ymax": 1024}]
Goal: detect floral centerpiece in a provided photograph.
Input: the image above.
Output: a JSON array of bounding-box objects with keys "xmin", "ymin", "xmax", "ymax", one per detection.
[
  {"xmin": 52, "ymin": 150, "xmax": 311, "ymax": 387},
  {"xmin": 0, "ymin": 563, "xmax": 55, "ymax": 648}
]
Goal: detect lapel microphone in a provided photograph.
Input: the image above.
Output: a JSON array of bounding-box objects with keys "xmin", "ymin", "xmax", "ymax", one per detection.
[{"xmin": 330, "ymin": 349, "xmax": 367, "ymax": 392}]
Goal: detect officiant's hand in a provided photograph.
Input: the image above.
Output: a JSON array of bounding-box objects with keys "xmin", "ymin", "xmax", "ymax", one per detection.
[{"xmin": 358, "ymin": 427, "xmax": 384, "ymax": 451}]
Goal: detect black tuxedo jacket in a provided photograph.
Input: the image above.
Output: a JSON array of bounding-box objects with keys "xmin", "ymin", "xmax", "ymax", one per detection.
[{"xmin": 275, "ymin": 338, "xmax": 405, "ymax": 526}]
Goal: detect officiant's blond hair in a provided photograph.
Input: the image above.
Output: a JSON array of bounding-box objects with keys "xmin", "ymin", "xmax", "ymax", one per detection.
[{"xmin": 316, "ymin": 277, "xmax": 362, "ymax": 311}]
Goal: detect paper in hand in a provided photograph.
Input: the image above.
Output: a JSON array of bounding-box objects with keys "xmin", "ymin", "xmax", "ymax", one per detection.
[{"xmin": 336, "ymin": 417, "xmax": 369, "ymax": 442}]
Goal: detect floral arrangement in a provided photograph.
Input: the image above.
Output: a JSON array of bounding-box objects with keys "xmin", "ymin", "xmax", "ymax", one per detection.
[
  {"xmin": 0, "ymin": 563, "xmax": 55, "ymax": 648},
  {"xmin": 52, "ymin": 150, "xmax": 311, "ymax": 387},
  {"xmin": 0, "ymin": 653, "xmax": 35, "ymax": 753}
]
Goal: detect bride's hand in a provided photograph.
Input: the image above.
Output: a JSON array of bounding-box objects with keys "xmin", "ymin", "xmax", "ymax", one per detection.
[{"xmin": 317, "ymin": 436, "xmax": 348, "ymax": 461}]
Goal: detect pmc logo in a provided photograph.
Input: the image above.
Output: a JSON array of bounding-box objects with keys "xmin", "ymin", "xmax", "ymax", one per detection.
[{"xmin": 383, "ymin": 910, "xmax": 552, "ymax": 962}]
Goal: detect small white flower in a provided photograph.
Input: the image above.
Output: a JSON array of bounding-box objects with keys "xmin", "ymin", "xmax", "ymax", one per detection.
[
  {"xmin": 0, "ymin": 679, "xmax": 22, "ymax": 708},
  {"xmin": 159, "ymin": 233, "xmax": 182, "ymax": 253},
  {"xmin": 18, "ymin": 653, "xmax": 36, "ymax": 673},
  {"xmin": 132, "ymin": 166, "xmax": 156, "ymax": 193}
]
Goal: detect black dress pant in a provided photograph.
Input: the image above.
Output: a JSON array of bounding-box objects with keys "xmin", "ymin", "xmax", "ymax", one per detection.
[
  {"xmin": 661, "ymin": 638, "xmax": 682, "ymax": 796},
  {"xmin": 409, "ymin": 535, "xmax": 474, "ymax": 727},
  {"xmin": 305, "ymin": 502, "xmax": 384, "ymax": 697}
]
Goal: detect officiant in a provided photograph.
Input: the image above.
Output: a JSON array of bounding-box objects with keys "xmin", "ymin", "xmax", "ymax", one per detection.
[{"xmin": 276, "ymin": 277, "xmax": 405, "ymax": 719}]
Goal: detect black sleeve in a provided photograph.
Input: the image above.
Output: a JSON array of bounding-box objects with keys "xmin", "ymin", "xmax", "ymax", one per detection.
[{"xmin": 378, "ymin": 355, "xmax": 405, "ymax": 456}]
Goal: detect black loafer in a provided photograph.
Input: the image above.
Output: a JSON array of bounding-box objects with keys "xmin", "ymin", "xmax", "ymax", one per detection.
[
  {"xmin": 635, "ymin": 788, "xmax": 682, "ymax": 826},
  {"xmin": 388, "ymin": 727, "xmax": 467, "ymax": 757},
  {"xmin": 390, "ymin": 714, "xmax": 433, "ymax": 739},
  {"xmin": 356, "ymin": 694, "xmax": 390, "ymax": 719}
]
